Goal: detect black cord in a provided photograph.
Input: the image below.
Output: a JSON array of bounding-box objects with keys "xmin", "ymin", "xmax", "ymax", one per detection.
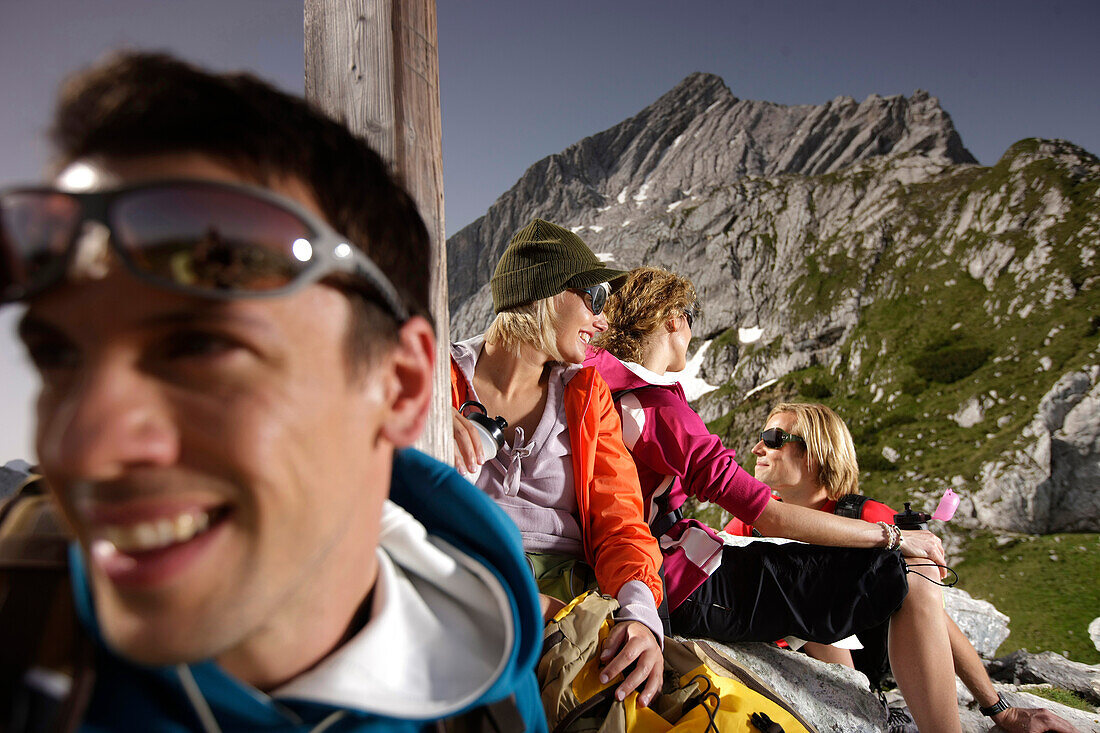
[
  {"xmin": 684, "ymin": 673, "xmax": 721, "ymax": 733},
  {"xmin": 904, "ymin": 562, "xmax": 959, "ymax": 587}
]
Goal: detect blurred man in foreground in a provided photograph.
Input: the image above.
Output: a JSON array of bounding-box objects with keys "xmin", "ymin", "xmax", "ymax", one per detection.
[{"xmin": 0, "ymin": 52, "xmax": 545, "ymax": 732}]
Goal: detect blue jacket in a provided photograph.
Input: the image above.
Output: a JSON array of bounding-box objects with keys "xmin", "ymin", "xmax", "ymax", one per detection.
[{"xmin": 71, "ymin": 449, "xmax": 547, "ymax": 732}]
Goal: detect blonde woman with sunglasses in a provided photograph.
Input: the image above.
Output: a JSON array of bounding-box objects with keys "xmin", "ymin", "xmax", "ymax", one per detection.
[
  {"xmin": 450, "ymin": 220, "xmax": 665, "ymax": 709},
  {"xmin": 586, "ymin": 266, "xmax": 963, "ymax": 732},
  {"xmin": 731, "ymin": 403, "xmax": 1080, "ymax": 733}
]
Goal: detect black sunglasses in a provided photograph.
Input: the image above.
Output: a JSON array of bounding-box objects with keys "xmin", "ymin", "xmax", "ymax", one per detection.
[
  {"xmin": 0, "ymin": 179, "xmax": 408, "ymax": 321},
  {"xmin": 573, "ymin": 281, "xmax": 611, "ymax": 316},
  {"xmin": 760, "ymin": 427, "xmax": 805, "ymax": 449},
  {"xmin": 682, "ymin": 302, "xmax": 699, "ymax": 328}
]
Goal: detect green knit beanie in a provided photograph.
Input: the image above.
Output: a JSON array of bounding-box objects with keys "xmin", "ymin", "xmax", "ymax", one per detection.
[{"xmin": 491, "ymin": 218, "xmax": 628, "ymax": 313}]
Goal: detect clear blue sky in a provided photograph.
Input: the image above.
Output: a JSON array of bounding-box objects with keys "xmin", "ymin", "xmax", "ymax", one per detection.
[{"xmin": 1, "ymin": 0, "xmax": 1097, "ymax": 459}]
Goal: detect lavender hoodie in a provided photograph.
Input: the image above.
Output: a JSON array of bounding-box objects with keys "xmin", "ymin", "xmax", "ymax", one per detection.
[{"xmin": 584, "ymin": 348, "xmax": 772, "ymax": 610}]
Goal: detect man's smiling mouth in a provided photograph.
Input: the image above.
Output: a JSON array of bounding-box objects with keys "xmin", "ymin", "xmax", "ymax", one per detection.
[{"xmin": 94, "ymin": 507, "xmax": 229, "ymax": 553}]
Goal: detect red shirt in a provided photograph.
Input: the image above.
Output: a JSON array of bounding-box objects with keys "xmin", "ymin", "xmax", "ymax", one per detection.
[
  {"xmin": 820, "ymin": 497, "xmax": 897, "ymax": 524},
  {"xmin": 723, "ymin": 495, "xmax": 897, "ymax": 535}
]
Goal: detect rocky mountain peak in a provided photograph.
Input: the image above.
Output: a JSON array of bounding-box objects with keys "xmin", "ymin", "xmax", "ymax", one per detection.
[
  {"xmin": 652, "ymin": 71, "xmax": 735, "ymax": 108},
  {"xmin": 448, "ymin": 74, "xmax": 979, "ymax": 319}
]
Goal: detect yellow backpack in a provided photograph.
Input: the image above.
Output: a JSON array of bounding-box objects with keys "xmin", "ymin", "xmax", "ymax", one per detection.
[{"xmin": 538, "ymin": 592, "xmax": 817, "ymax": 733}]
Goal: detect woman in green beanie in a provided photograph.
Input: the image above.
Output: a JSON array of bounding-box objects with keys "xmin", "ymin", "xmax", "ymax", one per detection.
[{"xmin": 450, "ymin": 219, "xmax": 665, "ymax": 708}]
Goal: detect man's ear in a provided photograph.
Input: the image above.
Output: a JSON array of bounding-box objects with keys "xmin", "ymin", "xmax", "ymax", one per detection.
[{"xmin": 379, "ymin": 316, "xmax": 435, "ymax": 447}]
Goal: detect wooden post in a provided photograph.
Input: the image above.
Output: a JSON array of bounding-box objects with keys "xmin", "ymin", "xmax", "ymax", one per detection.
[{"xmin": 305, "ymin": 0, "xmax": 451, "ymax": 464}]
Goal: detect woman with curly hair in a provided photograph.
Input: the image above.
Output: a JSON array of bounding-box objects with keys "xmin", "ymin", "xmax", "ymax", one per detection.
[{"xmin": 585, "ymin": 266, "xmax": 962, "ymax": 732}]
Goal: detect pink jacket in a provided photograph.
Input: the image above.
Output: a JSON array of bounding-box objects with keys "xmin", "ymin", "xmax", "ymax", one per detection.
[{"xmin": 584, "ymin": 348, "xmax": 771, "ymax": 610}]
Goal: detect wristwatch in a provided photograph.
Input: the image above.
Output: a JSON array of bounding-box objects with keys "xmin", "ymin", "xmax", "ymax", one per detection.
[{"xmin": 979, "ymin": 696, "xmax": 1010, "ymax": 716}]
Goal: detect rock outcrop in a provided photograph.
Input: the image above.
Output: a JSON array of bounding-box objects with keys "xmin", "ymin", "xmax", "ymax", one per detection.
[
  {"xmin": 944, "ymin": 587, "xmax": 1010, "ymax": 659},
  {"xmin": 695, "ymin": 640, "xmax": 887, "ymax": 731},
  {"xmin": 986, "ymin": 649, "xmax": 1100, "ymax": 706},
  {"xmin": 698, "ymin": 639, "xmax": 1100, "ymax": 732},
  {"xmin": 970, "ymin": 368, "xmax": 1100, "ymax": 532}
]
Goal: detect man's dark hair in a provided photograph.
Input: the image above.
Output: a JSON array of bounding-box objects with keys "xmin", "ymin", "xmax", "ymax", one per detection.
[{"xmin": 50, "ymin": 51, "xmax": 431, "ymax": 364}]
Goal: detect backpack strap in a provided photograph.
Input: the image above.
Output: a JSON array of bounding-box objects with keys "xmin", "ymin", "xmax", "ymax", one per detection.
[
  {"xmin": 833, "ymin": 494, "xmax": 870, "ymax": 520},
  {"xmin": 609, "ymin": 387, "xmax": 645, "ymax": 403},
  {"xmin": 548, "ymin": 690, "xmax": 615, "ymax": 733},
  {"xmin": 0, "ymin": 477, "xmax": 94, "ymax": 733}
]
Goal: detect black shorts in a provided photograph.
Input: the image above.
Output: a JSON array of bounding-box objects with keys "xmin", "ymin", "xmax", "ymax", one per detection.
[{"xmin": 669, "ymin": 542, "xmax": 908, "ymax": 645}]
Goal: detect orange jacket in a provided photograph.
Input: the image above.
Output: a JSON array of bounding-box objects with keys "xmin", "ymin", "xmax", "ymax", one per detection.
[{"xmin": 451, "ymin": 361, "xmax": 663, "ymax": 605}]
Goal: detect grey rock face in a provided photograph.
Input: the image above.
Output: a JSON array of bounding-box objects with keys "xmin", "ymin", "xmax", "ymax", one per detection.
[
  {"xmin": 1091, "ymin": 617, "xmax": 1100, "ymax": 653},
  {"xmin": 894, "ymin": 684, "xmax": 1100, "ymax": 732},
  {"xmin": 692, "ymin": 637, "xmax": 1100, "ymax": 731},
  {"xmin": 697, "ymin": 332, "xmax": 740, "ymax": 387},
  {"xmin": 448, "ymin": 73, "xmax": 977, "ymax": 337},
  {"xmin": 986, "ymin": 649, "xmax": 1100, "ymax": 706},
  {"xmin": 687, "ymin": 639, "xmax": 888, "ymax": 732},
  {"xmin": 943, "ymin": 587, "xmax": 1010, "ymax": 659},
  {"xmin": 972, "ymin": 368, "xmax": 1100, "ymax": 532}
]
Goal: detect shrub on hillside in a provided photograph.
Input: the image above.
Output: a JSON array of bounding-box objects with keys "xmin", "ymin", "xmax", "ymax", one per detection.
[
  {"xmin": 801, "ymin": 379, "xmax": 833, "ymax": 398},
  {"xmin": 909, "ymin": 345, "xmax": 991, "ymax": 383},
  {"xmin": 859, "ymin": 452, "xmax": 899, "ymax": 471},
  {"xmin": 851, "ymin": 411, "xmax": 917, "ymax": 444},
  {"xmin": 879, "ymin": 411, "xmax": 917, "ymax": 431},
  {"xmin": 900, "ymin": 374, "xmax": 928, "ymax": 395}
]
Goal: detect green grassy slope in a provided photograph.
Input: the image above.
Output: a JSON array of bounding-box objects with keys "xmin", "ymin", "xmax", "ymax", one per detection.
[{"xmin": 688, "ymin": 139, "xmax": 1100, "ymax": 663}]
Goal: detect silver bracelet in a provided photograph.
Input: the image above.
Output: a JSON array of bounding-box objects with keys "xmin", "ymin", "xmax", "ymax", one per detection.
[
  {"xmin": 877, "ymin": 521, "xmax": 892, "ymax": 550},
  {"xmin": 877, "ymin": 521, "xmax": 901, "ymax": 551}
]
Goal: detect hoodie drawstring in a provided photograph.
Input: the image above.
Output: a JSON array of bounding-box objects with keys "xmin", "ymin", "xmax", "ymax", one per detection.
[
  {"xmin": 178, "ymin": 665, "xmax": 222, "ymax": 733},
  {"xmin": 178, "ymin": 665, "xmax": 350, "ymax": 733},
  {"xmin": 501, "ymin": 427, "xmax": 532, "ymax": 497}
]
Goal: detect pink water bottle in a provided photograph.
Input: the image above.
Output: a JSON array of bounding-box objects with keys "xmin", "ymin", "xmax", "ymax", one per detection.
[{"xmin": 932, "ymin": 488, "xmax": 960, "ymax": 522}]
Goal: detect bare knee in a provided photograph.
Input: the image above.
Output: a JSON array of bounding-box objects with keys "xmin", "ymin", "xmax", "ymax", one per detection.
[{"xmin": 899, "ymin": 559, "xmax": 942, "ymax": 615}]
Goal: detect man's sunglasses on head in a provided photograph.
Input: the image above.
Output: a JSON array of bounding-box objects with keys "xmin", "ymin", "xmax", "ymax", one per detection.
[
  {"xmin": 0, "ymin": 179, "xmax": 408, "ymax": 321},
  {"xmin": 760, "ymin": 427, "xmax": 805, "ymax": 449},
  {"xmin": 574, "ymin": 281, "xmax": 610, "ymax": 316}
]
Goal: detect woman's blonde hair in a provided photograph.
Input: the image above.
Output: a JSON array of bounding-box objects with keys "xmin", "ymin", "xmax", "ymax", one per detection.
[
  {"xmin": 768, "ymin": 402, "xmax": 860, "ymax": 500},
  {"xmin": 485, "ymin": 294, "xmax": 569, "ymax": 363},
  {"xmin": 594, "ymin": 267, "xmax": 697, "ymax": 364}
]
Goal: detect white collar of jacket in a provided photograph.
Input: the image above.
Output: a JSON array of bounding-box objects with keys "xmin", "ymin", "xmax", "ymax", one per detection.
[
  {"xmin": 450, "ymin": 334, "xmax": 486, "ymax": 380},
  {"xmin": 619, "ymin": 359, "xmax": 682, "ymax": 386},
  {"xmin": 451, "ymin": 334, "xmax": 582, "ymax": 387},
  {"xmin": 272, "ymin": 500, "xmax": 514, "ymax": 719}
]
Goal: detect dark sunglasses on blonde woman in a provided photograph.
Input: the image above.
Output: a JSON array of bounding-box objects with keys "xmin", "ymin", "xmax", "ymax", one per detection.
[
  {"xmin": 759, "ymin": 427, "xmax": 805, "ymax": 449},
  {"xmin": 573, "ymin": 281, "xmax": 610, "ymax": 316}
]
